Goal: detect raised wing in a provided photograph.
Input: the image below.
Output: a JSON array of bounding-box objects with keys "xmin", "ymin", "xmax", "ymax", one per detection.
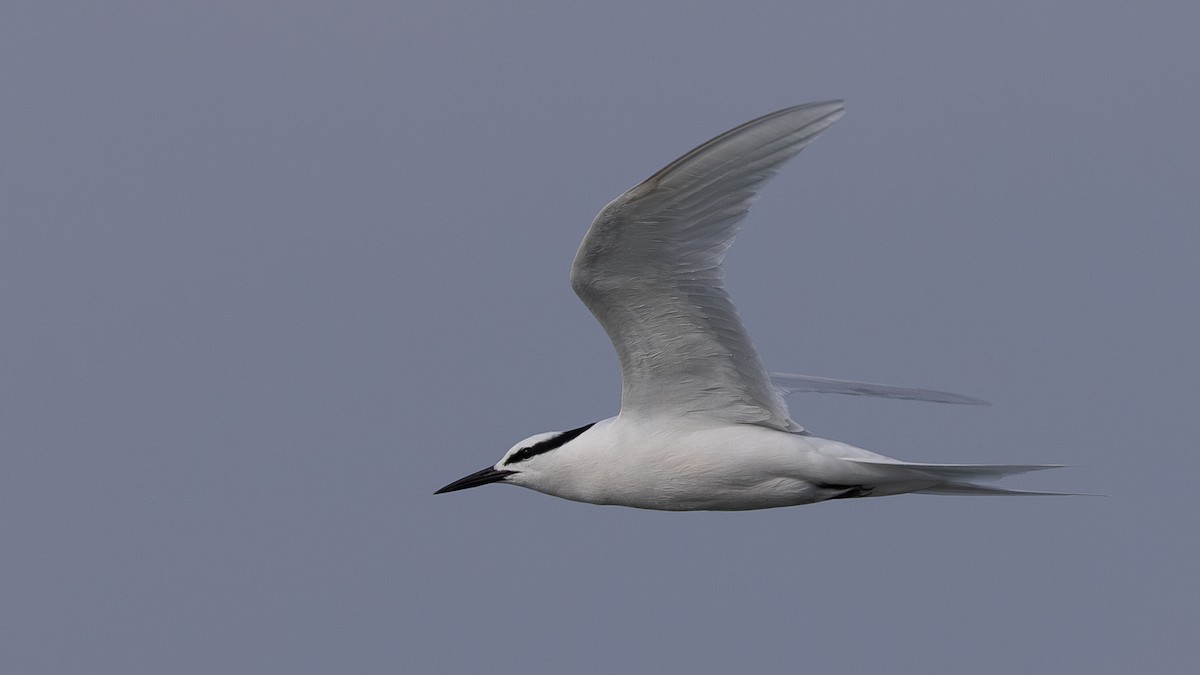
[
  {"xmin": 768, "ymin": 372, "xmax": 989, "ymax": 405},
  {"xmin": 570, "ymin": 102, "xmax": 845, "ymax": 432}
]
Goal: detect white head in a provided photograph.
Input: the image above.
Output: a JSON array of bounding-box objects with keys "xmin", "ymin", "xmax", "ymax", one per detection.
[{"xmin": 434, "ymin": 423, "xmax": 595, "ymax": 496}]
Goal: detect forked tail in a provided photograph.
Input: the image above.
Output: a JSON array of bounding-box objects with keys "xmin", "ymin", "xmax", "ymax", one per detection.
[
  {"xmin": 915, "ymin": 481, "xmax": 1081, "ymax": 496},
  {"xmin": 843, "ymin": 458, "xmax": 1080, "ymax": 496}
]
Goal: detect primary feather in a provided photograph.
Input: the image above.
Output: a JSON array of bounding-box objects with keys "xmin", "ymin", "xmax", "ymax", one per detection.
[{"xmin": 571, "ymin": 102, "xmax": 846, "ymax": 433}]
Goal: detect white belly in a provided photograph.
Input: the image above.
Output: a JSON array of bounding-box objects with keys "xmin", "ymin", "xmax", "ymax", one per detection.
[{"xmin": 535, "ymin": 418, "xmax": 887, "ymax": 511}]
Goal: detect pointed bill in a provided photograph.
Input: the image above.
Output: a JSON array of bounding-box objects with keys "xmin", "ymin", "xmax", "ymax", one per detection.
[{"xmin": 434, "ymin": 466, "xmax": 514, "ymax": 494}]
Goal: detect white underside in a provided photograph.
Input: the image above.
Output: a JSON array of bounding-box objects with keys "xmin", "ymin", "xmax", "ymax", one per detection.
[{"xmin": 505, "ymin": 417, "xmax": 1057, "ymax": 511}]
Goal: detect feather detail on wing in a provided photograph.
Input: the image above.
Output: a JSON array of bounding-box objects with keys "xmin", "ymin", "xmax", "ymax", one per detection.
[
  {"xmin": 768, "ymin": 372, "xmax": 989, "ymax": 405},
  {"xmin": 571, "ymin": 102, "xmax": 845, "ymax": 432}
]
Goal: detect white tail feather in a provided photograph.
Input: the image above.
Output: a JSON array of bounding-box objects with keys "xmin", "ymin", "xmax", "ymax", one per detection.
[
  {"xmin": 833, "ymin": 459, "xmax": 1079, "ymax": 496},
  {"xmin": 916, "ymin": 481, "xmax": 1086, "ymax": 497},
  {"xmin": 844, "ymin": 458, "xmax": 1064, "ymax": 480}
]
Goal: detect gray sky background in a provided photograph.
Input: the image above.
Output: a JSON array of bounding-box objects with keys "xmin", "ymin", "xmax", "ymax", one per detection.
[{"xmin": 4, "ymin": 2, "xmax": 1198, "ymax": 672}]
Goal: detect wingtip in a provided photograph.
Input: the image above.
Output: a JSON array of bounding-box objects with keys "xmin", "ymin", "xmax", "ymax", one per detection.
[
  {"xmin": 767, "ymin": 372, "xmax": 991, "ymax": 406},
  {"xmin": 799, "ymin": 99, "xmax": 845, "ymax": 111},
  {"xmin": 943, "ymin": 394, "xmax": 992, "ymax": 406},
  {"xmin": 795, "ymin": 99, "xmax": 846, "ymax": 123}
]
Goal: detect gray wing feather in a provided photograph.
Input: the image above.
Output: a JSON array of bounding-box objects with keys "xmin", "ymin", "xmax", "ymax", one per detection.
[
  {"xmin": 571, "ymin": 102, "xmax": 845, "ymax": 432},
  {"xmin": 768, "ymin": 372, "xmax": 990, "ymax": 406}
]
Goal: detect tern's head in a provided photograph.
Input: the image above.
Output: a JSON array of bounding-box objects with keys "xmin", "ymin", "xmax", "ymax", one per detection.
[{"xmin": 434, "ymin": 423, "xmax": 595, "ymax": 496}]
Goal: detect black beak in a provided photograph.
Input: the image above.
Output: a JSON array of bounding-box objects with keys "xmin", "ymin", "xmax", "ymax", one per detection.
[{"xmin": 434, "ymin": 466, "xmax": 515, "ymax": 494}]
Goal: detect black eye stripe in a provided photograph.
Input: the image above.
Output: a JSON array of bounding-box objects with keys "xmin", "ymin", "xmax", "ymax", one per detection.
[{"xmin": 504, "ymin": 423, "xmax": 595, "ymax": 466}]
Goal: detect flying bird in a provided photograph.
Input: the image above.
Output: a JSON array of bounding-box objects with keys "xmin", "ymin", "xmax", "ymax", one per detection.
[{"xmin": 437, "ymin": 102, "xmax": 1064, "ymax": 510}]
